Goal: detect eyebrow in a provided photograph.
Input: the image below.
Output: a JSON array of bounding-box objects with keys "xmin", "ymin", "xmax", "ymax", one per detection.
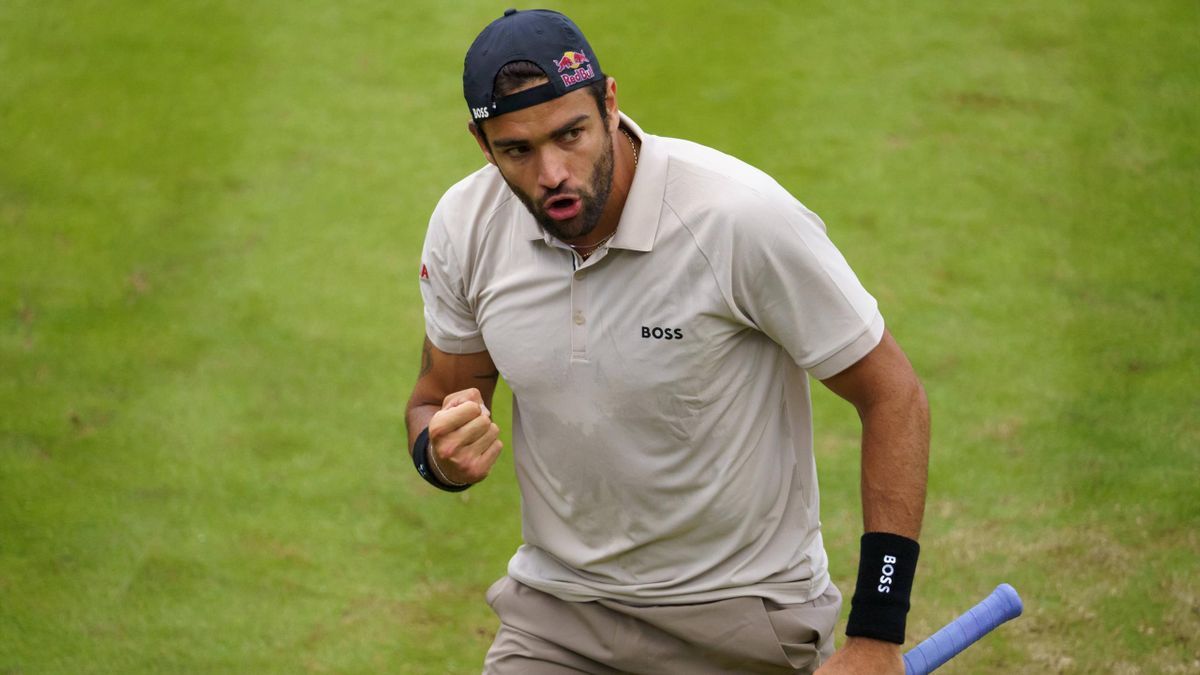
[{"xmin": 490, "ymin": 114, "xmax": 591, "ymax": 149}]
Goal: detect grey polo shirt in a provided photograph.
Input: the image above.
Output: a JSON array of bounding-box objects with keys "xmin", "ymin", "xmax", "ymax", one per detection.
[{"xmin": 419, "ymin": 113, "xmax": 884, "ymax": 606}]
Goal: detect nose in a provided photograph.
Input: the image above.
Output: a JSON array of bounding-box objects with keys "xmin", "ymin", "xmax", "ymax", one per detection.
[{"xmin": 537, "ymin": 146, "xmax": 570, "ymax": 191}]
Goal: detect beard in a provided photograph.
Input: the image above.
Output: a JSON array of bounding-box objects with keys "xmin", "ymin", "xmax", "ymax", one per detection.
[{"xmin": 502, "ymin": 133, "xmax": 615, "ymax": 243}]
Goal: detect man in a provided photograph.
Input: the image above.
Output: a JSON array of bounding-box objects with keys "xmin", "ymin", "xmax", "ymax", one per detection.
[{"xmin": 407, "ymin": 9, "xmax": 929, "ymax": 674}]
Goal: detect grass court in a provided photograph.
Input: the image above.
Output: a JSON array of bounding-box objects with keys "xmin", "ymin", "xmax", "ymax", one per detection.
[{"xmin": 2, "ymin": 1, "xmax": 1197, "ymax": 672}]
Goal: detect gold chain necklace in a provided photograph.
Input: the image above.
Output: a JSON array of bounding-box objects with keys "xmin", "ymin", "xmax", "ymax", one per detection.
[
  {"xmin": 621, "ymin": 127, "xmax": 639, "ymax": 167},
  {"xmin": 564, "ymin": 229, "xmax": 617, "ymax": 253}
]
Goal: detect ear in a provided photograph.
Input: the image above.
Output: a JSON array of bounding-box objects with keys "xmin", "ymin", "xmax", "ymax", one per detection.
[
  {"xmin": 604, "ymin": 77, "xmax": 620, "ymax": 134},
  {"xmin": 468, "ymin": 121, "xmax": 496, "ymax": 165}
]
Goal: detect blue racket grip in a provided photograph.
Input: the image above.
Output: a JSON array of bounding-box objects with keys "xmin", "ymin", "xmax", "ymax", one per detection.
[{"xmin": 903, "ymin": 583, "xmax": 1023, "ymax": 675}]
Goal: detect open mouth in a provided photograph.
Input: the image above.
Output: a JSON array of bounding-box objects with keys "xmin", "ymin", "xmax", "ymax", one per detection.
[{"xmin": 543, "ymin": 195, "xmax": 582, "ymax": 221}]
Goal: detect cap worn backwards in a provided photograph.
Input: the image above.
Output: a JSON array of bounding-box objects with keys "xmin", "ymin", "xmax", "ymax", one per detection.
[{"xmin": 463, "ymin": 8, "xmax": 605, "ymax": 122}]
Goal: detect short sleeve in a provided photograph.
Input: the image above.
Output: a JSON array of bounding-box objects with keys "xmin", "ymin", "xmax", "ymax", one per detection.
[
  {"xmin": 419, "ymin": 204, "xmax": 487, "ymax": 354},
  {"xmin": 731, "ymin": 201, "xmax": 884, "ymax": 380}
]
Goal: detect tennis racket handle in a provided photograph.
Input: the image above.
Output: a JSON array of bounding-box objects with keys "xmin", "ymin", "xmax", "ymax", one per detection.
[{"xmin": 902, "ymin": 583, "xmax": 1023, "ymax": 675}]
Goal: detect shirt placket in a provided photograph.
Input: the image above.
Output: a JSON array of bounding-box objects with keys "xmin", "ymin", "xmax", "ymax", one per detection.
[
  {"xmin": 569, "ymin": 262, "xmax": 589, "ymax": 361},
  {"xmin": 567, "ymin": 247, "xmax": 610, "ymax": 363}
]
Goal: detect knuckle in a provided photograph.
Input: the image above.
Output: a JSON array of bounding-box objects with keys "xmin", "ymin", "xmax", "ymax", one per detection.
[
  {"xmin": 432, "ymin": 433, "xmax": 460, "ymax": 455},
  {"xmin": 430, "ymin": 414, "xmax": 458, "ymax": 437},
  {"xmin": 461, "ymin": 416, "xmax": 483, "ymax": 436},
  {"xmin": 428, "ymin": 415, "xmax": 449, "ymax": 437}
]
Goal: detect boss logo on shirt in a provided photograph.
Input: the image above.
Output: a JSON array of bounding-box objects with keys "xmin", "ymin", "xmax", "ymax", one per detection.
[{"xmin": 641, "ymin": 326, "xmax": 684, "ymax": 340}]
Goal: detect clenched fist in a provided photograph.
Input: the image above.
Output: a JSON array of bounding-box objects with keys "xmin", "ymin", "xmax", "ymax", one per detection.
[{"xmin": 427, "ymin": 388, "xmax": 503, "ymax": 486}]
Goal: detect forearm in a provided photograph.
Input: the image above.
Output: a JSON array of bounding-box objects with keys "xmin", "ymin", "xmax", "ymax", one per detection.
[
  {"xmin": 818, "ymin": 331, "xmax": 928, "ymax": 670},
  {"xmin": 405, "ymin": 399, "xmax": 442, "ymax": 451},
  {"xmin": 859, "ymin": 377, "xmax": 929, "ymax": 539},
  {"xmin": 405, "ymin": 337, "xmax": 500, "ymax": 451}
]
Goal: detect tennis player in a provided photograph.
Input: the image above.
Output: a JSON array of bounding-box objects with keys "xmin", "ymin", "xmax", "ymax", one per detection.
[{"xmin": 407, "ymin": 9, "xmax": 929, "ymax": 674}]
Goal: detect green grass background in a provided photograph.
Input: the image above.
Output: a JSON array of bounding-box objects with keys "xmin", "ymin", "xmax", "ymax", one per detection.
[{"xmin": 2, "ymin": 1, "xmax": 1196, "ymax": 672}]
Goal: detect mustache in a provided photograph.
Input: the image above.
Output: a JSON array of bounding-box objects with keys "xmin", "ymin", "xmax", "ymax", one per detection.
[{"xmin": 541, "ymin": 185, "xmax": 579, "ymax": 201}]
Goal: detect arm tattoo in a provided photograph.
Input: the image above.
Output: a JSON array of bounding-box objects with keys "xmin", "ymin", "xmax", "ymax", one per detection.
[{"xmin": 419, "ymin": 338, "xmax": 434, "ymax": 377}]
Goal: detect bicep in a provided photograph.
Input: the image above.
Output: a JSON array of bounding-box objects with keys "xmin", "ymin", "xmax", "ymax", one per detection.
[
  {"xmin": 819, "ymin": 330, "xmax": 921, "ymax": 412},
  {"xmin": 411, "ymin": 336, "xmax": 500, "ymax": 408}
]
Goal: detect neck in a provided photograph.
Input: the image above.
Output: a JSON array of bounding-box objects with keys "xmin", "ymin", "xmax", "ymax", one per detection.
[{"xmin": 563, "ymin": 123, "xmax": 639, "ymax": 253}]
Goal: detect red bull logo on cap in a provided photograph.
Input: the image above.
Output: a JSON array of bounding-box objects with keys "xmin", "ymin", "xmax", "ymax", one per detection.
[
  {"xmin": 553, "ymin": 50, "xmax": 595, "ymax": 87},
  {"xmin": 554, "ymin": 51, "xmax": 589, "ymax": 72}
]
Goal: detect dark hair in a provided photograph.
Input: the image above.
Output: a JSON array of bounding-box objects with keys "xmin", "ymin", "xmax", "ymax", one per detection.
[{"xmin": 475, "ymin": 60, "xmax": 608, "ymax": 146}]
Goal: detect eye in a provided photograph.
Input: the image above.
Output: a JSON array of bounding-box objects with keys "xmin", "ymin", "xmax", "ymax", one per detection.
[
  {"xmin": 562, "ymin": 128, "xmax": 583, "ymax": 142},
  {"xmin": 504, "ymin": 145, "xmax": 531, "ymax": 158}
]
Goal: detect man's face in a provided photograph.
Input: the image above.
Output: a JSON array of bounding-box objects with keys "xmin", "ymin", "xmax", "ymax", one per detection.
[{"xmin": 474, "ymin": 84, "xmax": 616, "ymax": 242}]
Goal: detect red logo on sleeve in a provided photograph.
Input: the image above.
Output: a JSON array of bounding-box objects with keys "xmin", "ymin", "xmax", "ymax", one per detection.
[{"xmin": 419, "ymin": 263, "xmax": 430, "ymax": 281}]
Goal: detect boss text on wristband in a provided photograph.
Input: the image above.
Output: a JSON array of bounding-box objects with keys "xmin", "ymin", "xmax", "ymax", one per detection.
[{"xmin": 845, "ymin": 531, "xmax": 920, "ymax": 644}]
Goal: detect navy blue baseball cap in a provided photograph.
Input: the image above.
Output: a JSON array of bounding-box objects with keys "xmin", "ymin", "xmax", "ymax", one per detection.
[{"xmin": 463, "ymin": 8, "xmax": 606, "ymax": 122}]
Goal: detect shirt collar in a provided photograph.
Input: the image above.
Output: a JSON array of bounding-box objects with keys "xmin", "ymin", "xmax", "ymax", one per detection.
[
  {"xmin": 515, "ymin": 112, "xmax": 665, "ymax": 252},
  {"xmin": 609, "ymin": 113, "xmax": 664, "ymax": 252}
]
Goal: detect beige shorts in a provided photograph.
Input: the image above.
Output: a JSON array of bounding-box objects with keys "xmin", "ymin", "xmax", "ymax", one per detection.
[{"xmin": 483, "ymin": 576, "xmax": 841, "ymax": 674}]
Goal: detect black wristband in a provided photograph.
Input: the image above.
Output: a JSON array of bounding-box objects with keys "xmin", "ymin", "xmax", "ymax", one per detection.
[
  {"xmin": 412, "ymin": 427, "xmax": 471, "ymax": 492},
  {"xmin": 845, "ymin": 532, "xmax": 920, "ymax": 644}
]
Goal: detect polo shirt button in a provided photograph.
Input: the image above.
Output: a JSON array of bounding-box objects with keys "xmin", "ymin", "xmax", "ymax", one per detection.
[
  {"xmin": 575, "ymin": 271, "xmax": 586, "ymax": 280},
  {"xmin": 573, "ymin": 312, "xmax": 585, "ymax": 325}
]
